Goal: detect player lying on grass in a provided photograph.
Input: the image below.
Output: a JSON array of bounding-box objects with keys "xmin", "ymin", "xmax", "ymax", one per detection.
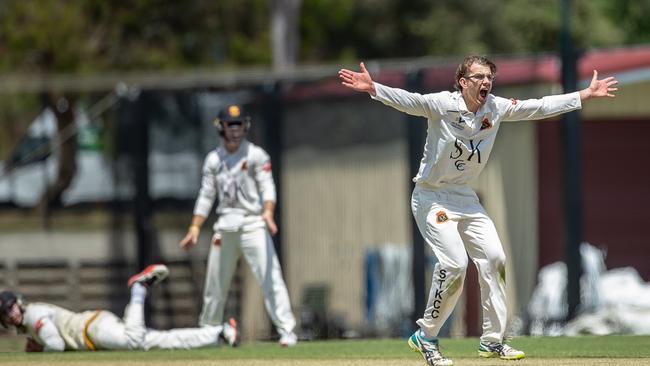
[
  {"xmin": 0, "ymin": 264, "xmax": 238, "ymax": 352},
  {"xmin": 339, "ymin": 55, "xmax": 617, "ymax": 366}
]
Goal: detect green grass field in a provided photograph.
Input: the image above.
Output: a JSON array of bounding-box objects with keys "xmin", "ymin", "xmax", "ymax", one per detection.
[{"xmin": 0, "ymin": 335, "xmax": 649, "ymax": 365}]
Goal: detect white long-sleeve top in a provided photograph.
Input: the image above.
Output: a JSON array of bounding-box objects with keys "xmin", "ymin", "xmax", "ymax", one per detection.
[
  {"xmin": 193, "ymin": 140, "xmax": 276, "ymax": 221},
  {"xmin": 372, "ymin": 82, "xmax": 582, "ymax": 191},
  {"xmin": 21, "ymin": 302, "xmax": 96, "ymax": 351}
]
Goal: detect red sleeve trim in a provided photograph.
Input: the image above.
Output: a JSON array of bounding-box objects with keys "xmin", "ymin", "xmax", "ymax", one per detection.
[{"xmin": 34, "ymin": 318, "xmax": 45, "ymax": 334}]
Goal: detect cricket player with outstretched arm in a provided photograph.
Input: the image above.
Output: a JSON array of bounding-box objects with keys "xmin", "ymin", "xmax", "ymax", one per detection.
[
  {"xmin": 339, "ymin": 55, "xmax": 617, "ymax": 366},
  {"xmin": 0, "ymin": 264, "xmax": 238, "ymax": 352},
  {"xmin": 179, "ymin": 104, "xmax": 298, "ymax": 347}
]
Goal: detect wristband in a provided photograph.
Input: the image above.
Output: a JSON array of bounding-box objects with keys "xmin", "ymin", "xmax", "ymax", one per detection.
[{"xmin": 189, "ymin": 225, "xmax": 200, "ymax": 231}]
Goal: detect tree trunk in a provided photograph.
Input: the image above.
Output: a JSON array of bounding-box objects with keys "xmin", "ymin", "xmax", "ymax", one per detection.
[
  {"xmin": 270, "ymin": 0, "xmax": 301, "ymax": 72},
  {"xmin": 37, "ymin": 93, "xmax": 77, "ymax": 223}
]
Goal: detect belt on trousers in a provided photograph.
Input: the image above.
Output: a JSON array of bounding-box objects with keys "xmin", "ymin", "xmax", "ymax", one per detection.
[{"xmin": 83, "ymin": 310, "xmax": 102, "ymax": 351}]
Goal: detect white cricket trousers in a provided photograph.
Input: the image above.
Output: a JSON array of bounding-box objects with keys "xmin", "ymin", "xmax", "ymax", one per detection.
[
  {"xmin": 411, "ymin": 184, "xmax": 508, "ymax": 344},
  {"xmin": 88, "ymin": 302, "xmax": 223, "ymax": 350},
  {"xmin": 199, "ymin": 225, "xmax": 296, "ymax": 335}
]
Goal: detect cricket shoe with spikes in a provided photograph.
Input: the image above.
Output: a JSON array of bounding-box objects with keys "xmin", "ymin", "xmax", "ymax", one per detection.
[
  {"xmin": 408, "ymin": 330, "xmax": 453, "ymax": 366},
  {"xmin": 478, "ymin": 341, "xmax": 525, "ymax": 360},
  {"xmin": 127, "ymin": 264, "xmax": 169, "ymax": 288},
  {"xmin": 220, "ymin": 318, "xmax": 240, "ymax": 347},
  {"xmin": 278, "ymin": 331, "xmax": 298, "ymax": 347}
]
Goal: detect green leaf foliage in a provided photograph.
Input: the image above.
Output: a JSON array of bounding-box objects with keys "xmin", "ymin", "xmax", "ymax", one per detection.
[{"xmin": 0, "ymin": 0, "xmax": 646, "ymax": 72}]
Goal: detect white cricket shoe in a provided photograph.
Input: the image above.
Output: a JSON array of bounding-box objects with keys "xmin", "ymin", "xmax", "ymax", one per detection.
[
  {"xmin": 220, "ymin": 318, "xmax": 239, "ymax": 347},
  {"xmin": 408, "ymin": 330, "xmax": 453, "ymax": 366},
  {"xmin": 278, "ymin": 331, "xmax": 298, "ymax": 347},
  {"xmin": 478, "ymin": 341, "xmax": 525, "ymax": 360},
  {"xmin": 127, "ymin": 264, "xmax": 169, "ymax": 288}
]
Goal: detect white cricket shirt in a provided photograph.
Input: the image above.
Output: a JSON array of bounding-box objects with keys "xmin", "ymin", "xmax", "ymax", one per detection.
[
  {"xmin": 372, "ymin": 82, "xmax": 582, "ymax": 191},
  {"xmin": 21, "ymin": 302, "xmax": 97, "ymax": 351},
  {"xmin": 193, "ymin": 140, "xmax": 276, "ymax": 219}
]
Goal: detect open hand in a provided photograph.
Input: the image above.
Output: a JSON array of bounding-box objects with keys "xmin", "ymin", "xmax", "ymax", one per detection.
[
  {"xmin": 338, "ymin": 62, "xmax": 376, "ymax": 96},
  {"xmin": 582, "ymin": 70, "xmax": 618, "ymax": 100}
]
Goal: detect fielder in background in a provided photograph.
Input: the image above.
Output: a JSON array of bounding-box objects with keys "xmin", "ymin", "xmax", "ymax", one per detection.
[
  {"xmin": 339, "ymin": 56, "xmax": 618, "ymax": 366},
  {"xmin": 0, "ymin": 264, "xmax": 238, "ymax": 352},
  {"xmin": 179, "ymin": 104, "xmax": 298, "ymax": 347}
]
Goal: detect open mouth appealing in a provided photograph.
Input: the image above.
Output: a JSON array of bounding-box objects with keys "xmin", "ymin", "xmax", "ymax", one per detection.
[{"xmin": 479, "ymin": 89, "xmax": 488, "ymax": 99}]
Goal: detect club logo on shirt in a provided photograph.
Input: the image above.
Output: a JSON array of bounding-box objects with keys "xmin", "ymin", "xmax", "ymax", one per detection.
[
  {"xmin": 480, "ymin": 117, "xmax": 492, "ymax": 130},
  {"xmin": 450, "ymin": 138, "xmax": 484, "ymax": 171},
  {"xmin": 511, "ymin": 98, "xmax": 518, "ymax": 105},
  {"xmin": 445, "ymin": 111, "xmax": 468, "ymax": 131},
  {"xmin": 450, "ymin": 118, "xmax": 465, "ymax": 130},
  {"xmin": 436, "ymin": 211, "xmax": 449, "ymax": 223},
  {"xmin": 262, "ymin": 162, "xmax": 272, "ymax": 172}
]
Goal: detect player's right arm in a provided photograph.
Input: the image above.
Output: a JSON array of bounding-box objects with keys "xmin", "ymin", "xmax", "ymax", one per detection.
[
  {"xmin": 371, "ymin": 83, "xmax": 441, "ymax": 119},
  {"xmin": 23, "ymin": 306, "xmax": 65, "ymax": 352},
  {"xmin": 24, "ymin": 337, "xmax": 43, "ymax": 352},
  {"xmin": 339, "ymin": 62, "xmax": 441, "ymax": 119},
  {"xmin": 32, "ymin": 318, "xmax": 65, "ymax": 352},
  {"xmin": 180, "ymin": 152, "xmax": 218, "ymax": 250}
]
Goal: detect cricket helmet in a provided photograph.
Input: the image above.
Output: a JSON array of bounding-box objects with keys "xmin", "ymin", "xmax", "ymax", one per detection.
[
  {"xmin": 214, "ymin": 104, "xmax": 251, "ymax": 135},
  {"xmin": 0, "ymin": 291, "xmax": 23, "ymax": 328}
]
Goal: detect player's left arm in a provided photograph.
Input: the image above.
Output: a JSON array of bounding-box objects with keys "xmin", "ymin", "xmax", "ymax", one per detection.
[
  {"xmin": 253, "ymin": 149, "xmax": 278, "ymax": 235},
  {"xmin": 339, "ymin": 62, "xmax": 376, "ymax": 96},
  {"xmin": 262, "ymin": 200, "xmax": 278, "ymax": 236},
  {"xmin": 502, "ymin": 70, "xmax": 618, "ymax": 121}
]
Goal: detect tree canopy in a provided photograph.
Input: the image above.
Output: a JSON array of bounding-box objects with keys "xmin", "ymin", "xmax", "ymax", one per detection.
[
  {"xmin": 1, "ymin": 0, "xmax": 649, "ymax": 74},
  {"xmin": 1, "ymin": 0, "xmax": 649, "ymax": 212}
]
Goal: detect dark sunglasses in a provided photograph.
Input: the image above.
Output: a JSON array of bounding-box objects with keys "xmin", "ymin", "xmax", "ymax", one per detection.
[{"xmin": 224, "ymin": 121, "xmax": 243, "ymax": 128}]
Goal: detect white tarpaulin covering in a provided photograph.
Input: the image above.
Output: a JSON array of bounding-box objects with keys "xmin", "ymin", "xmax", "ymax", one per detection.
[{"xmin": 528, "ymin": 242, "xmax": 650, "ymax": 335}]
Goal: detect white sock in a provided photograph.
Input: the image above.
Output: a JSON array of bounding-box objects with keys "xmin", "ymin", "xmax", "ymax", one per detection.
[{"xmin": 130, "ymin": 282, "xmax": 147, "ymax": 305}]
